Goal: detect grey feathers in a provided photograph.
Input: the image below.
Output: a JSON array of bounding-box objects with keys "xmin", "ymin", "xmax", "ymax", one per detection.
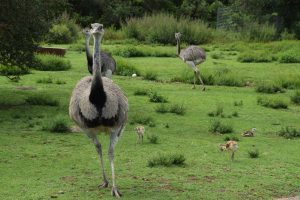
[{"xmin": 179, "ymin": 45, "xmax": 206, "ymax": 64}]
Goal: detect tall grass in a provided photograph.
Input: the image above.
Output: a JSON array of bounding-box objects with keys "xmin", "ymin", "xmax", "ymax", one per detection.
[
  {"xmin": 123, "ymin": 13, "xmax": 213, "ymax": 44},
  {"xmin": 257, "ymin": 96, "xmax": 288, "ymax": 109},
  {"xmin": 34, "ymin": 54, "xmax": 71, "ymax": 71}
]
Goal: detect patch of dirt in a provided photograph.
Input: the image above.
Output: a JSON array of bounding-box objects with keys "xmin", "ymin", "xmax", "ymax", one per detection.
[
  {"xmin": 187, "ymin": 175, "xmax": 200, "ymax": 183},
  {"xmin": 60, "ymin": 176, "xmax": 76, "ymax": 183},
  {"xmin": 202, "ymin": 175, "xmax": 216, "ymax": 183},
  {"xmin": 16, "ymin": 86, "xmax": 36, "ymax": 90}
]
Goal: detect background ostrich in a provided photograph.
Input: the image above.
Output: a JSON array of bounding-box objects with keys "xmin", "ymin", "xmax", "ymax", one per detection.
[
  {"xmin": 135, "ymin": 125, "xmax": 145, "ymax": 143},
  {"xmin": 242, "ymin": 128, "xmax": 256, "ymax": 137},
  {"xmin": 220, "ymin": 140, "xmax": 238, "ymax": 161},
  {"xmin": 70, "ymin": 23, "xmax": 128, "ymax": 197},
  {"xmin": 175, "ymin": 32, "xmax": 206, "ymax": 91},
  {"xmin": 84, "ymin": 28, "xmax": 117, "ymax": 78}
]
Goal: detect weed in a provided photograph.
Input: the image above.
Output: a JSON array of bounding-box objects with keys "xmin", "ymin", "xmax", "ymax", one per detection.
[
  {"xmin": 234, "ymin": 100, "xmax": 243, "ymax": 106},
  {"xmin": 149, "ymin": 91, "xmax": 168, "ymax": 103},
  {"xmin": 34, "ymin": 54, "xmax": 71, "ymax": 71},
  {"xmin": 224, "ymin": 135, "xmax": 240, "ymax": 141},
  {"xmin": 155, "ymin": 104, "xmax": 169, "ymax": 114},
  {"xmin": 25, "ymin": 94, "xmax": 59, "ymax": 106},
  {"xmin": 255, "ymin": 82, "xmax": 285, "ymax": 94},
  {"xmin": 130, "ymin": 115, "xmax": 155, "ymax": 126},
  {"xmin": 43, "ymin": 116, "xmax": 69, "ymax": 133},
  {"xmin": 209, "ymin": 119, "xmax": 233, "ymax": 134},
  {"xmin": 169, "ymin": 104, "xmax": 186, "ymax": 115},
  {"xmin": 291, "ymin": 91, "xmax": 300, "ymax": 105},
  {"xmin": 148, "ymin": 154, "xmax": 185, "ymax": 167},
  {"xmin": 238, "ymin": 51, "xmax": 273, "ymax": 63},
  {"xmin": 257, "ymin": 96, "xmax": 288, "ymax": 109},
  {"xmin": 248, "ymin": 149, "xmax": 260, "ymax": 158},
  {"xmin": 211, "ymin": 52, "xmax": 223, "ymax": 59},
  {"xmin": 36, "ymin": 77, "xmax": 53, "ymax": 84},
  {"xmin": 278, "ymin": 127, "xmax": 300, "ymax": 139},
  {"xmin": 279, "ymin": 51, "xmax": 300, "ymax": 63},
  {"xmin": 207, "ymin": 104, "xmax": 223, "ymax": 117},
  {"xmin": 144, "ymin": 71, "xmax": 158, "ymax": 81},
  {"xmin": 147, "ymin": 134, "xmax": 158, "ymax": 144},
  {"xmin": 55, "ymin": 80, "xmax": 66, "ymax": 84},
  {"xmin": 134, "ymin": 89, "xmax": 149, "ymax": 96},
  {"xmin": 116, "ymin": 58, "xmax": 140, "ymax": 76},
  {"xmin": 232, "ymin": 111, "xmax": 239, "ymax": 117}
]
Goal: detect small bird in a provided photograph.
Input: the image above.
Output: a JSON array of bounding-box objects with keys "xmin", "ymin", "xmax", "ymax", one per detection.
[
  {"xmin": 220, "ymin": 140, "xmax": 238, "ymax": 161},
  {"xmin": 241, "ymin": 128, "xmax": 256, "ymax": 137},
  {"xmin": 135, "ymin": 125, "xmax": 145, "ymax": 143}
]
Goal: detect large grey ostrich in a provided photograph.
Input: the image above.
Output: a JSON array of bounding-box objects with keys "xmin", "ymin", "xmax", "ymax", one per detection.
[
  {"xmin": 175, "ymin": 32, "xmax": 206, "ymax": 91},
  {"xmin": 70, "ymin": 23, "xmax": 128, "ymax": 197},
  {"xmin": 84, "ymin": 28, "xmax": 116, "ymax": 78}
]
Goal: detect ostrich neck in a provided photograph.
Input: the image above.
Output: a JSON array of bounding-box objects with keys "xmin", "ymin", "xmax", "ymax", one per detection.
[
  {"xmin": 85, "ymin": 35, "xmax": 92, "ymax": 58},
  {"xmin": 89, "ymin": 34, "xmax": 105, "ymax": 107},
  {"xmin": 177, "ymin": 39, "xmax": 181, "ymax": 56}
]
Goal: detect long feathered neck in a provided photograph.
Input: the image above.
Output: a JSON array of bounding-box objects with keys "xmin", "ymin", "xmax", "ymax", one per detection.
[
  {"xmin": 85, "ymin": 33, "xmax": 93, "ymax": 74},
  {"xmin": 176, "ymin": 38, "xmax": 181, "ymax": 56},
  {"xmin": 89, "ymin": 34, "xmax": 106, "ymax": 107}
]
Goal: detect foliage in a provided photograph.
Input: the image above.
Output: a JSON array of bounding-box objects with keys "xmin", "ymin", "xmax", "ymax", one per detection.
[
  {"xmin": 169, "ymin": 104, "xmax": 186, "ymax": 116},
  {"xmin": 147, "ymin": 135, "xmax": 158, "ymax": 144},
  {"xmin": 278, "ymin": 127, "xmax": 300, "ymax": 139},
  {"xmin": 207, "ymin": 105, "xmax": 223, "ymax": 117},
  {"xmin": 257, "ymin": 96, "xmax": 288, "ymax": 109},
  {"xmin": 148, "ymin": 91, "xmax": 168, "ymax": 103},
  {"xmin": 148, "ymin": 154, "xmax": 186, "ymax": 167},
  {"xmin": 43, "ymin": 116, "xmax": 69, "ymax": 133},
  {"xmin": 130, "ymin": 115, "xmax": 155, "ymax": 126},
  {"xmin": 224, "ymin": 135, "xmax": 240, "ymax": 142},
  {"xmin": 248, "ymin": 149, "xmax": 260, "ymax": 158},
  {"xmin": 134, "ymin": 89, "xmax": 149, "ymax": 96},
  {"xmin": 291, "ymin": 91, "xmax": 300, "ymax": 105},
  {"xmin": 238, "ymin": 51, "xmax": 274, "ymax": 63},
  {"xmin": 25, "ymin": 94, "xmax": 59, "ymax": 106},
  {"xmin": 255, "ymin": 82, "xmax": 285, "ymax": 94},
  {"xmin": 155, "ymin": 104, "xmax": 169, "ymax": 114},
  {"xmin": 33, "ymin": 54, "xmax": 71, "ymax": 71},
  {"xmin": 209, "ymin": 119, "xmax": 233, "ymax": 134},
  {"xmin": 115, "ymin": 58, "xmax": 140, "ymax": 76},
  {"xmin": 143, "ymin": 71, "xmax": 158, "ymax": 81},
  {"xmin": 279, "ymin": 51, "xmax": 300, "ymax": 63},
  {"xmin": 233, "ymin": 100, "xmax": 243, "ymax": 107}
]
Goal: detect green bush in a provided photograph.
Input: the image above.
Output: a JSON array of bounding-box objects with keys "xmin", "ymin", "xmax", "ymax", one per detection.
[
  {"xmin": 155, "ymin": 104, "xmax": 169, "ymax": 114},
  {"xmin": 34, "ymin": 54, "xmax": 71, "ymax": 71},
  {"xmin": 232, "ymin": 111, "xmax": 239, "ymax": 117},
  {"xmin": 207, "ymin": 105, "xmax": 223, "ymax": 117},
  {"xmin": 0, "ymin": 65, "xmax": 30, "ymax": 76},
  {"xmin": 279, "ymin": 51, "xmax": 300, "ymax": 63},
  {"xmin": 134, "ymin": 89, "xmax": 149, "ymax": 96},
  {"xmin": 255, "ymin": 82, "xmax": 285, "ymax": 94},
  {"xmin": 257, "ymin": 96, "xmax": 288, "ymax": 109},
  {"xmin": 248, "ymin": 149, "xmax": 260, "ymax": 158},
  {"xmin": 25, "ymin": 94, "xmax": 59, "ymax": 106},
  {"xmin": 209, "ymin": 119, "xmax": 233, "ymax": 134},
  {"xmin": 233, "ymin": 100, "xmax": 243, "ymax": 106},
  {"xmin": 224, "ymin": 135, "xmax": 240, "ymax": 141},
  {"xmin": 291, "ymin": 91, "xmax": 300, "ymax": 105},
  {"xmin": 43, "ymin": 116, "xmax": 69, "ymax": 133},
  {"xmin": 169, "ymin": 104, "xmax": 186, "ymax": 116},
  {"xmin": 143, "ymin": 71, "xmax": 158, "ymax": 81},
  {"xmin": 114, "ymin": 46, "xmax": 145, "ymax": 57},
  {"xmin": 278, "ymin": 127, "xmax": 300, "ymax": 139},
  {"xmin": 115, "ymin": 59, "xmax": 140, "ymax": 76},
  {"xmin": 148, "ymin": 91, "xmax": 168, "ymax": 103},
  {"xmin": 238, "ymin": 51, "xmax": 274, "ymax": 63},
  {"xmin": 148, "ymin": 154, "xmax": 185, "ymax": 167},
  {"xmin": 147, "ymin": 135, "xmax": 158, "ymax": 144},
  {"xmin": 36, "ymin": 77, "xmax": 53, "ymax": 84},
  {"xmin": 123, "ymin": 13, "xmax": 212, "ymax": 44}
]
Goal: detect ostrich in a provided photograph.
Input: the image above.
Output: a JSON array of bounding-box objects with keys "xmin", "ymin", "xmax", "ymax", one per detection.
[
  {"xmin": 135, "ymin": 125, "xmax": 145, "ymax": 143},
  {"xmin": 220, "ymin": 140, "xmax": 238, "ymax": 161},
  {"xmin": 241, "ymin": 128, "xmax": 256, "ymax": 137},
  {"xmin": 69, "ymin": 23, "xmax": 128, "ymax": 197},
  {"xmin": 175, "ymin": 32, "xmax": 206, "ymax": 91},
  {"xmin": 83, "ymin": 28, "xmax": 116, "ymax": 78}
]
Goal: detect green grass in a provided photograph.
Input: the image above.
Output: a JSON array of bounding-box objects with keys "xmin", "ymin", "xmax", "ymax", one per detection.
[{"xmin": 0, "ymin": 41, "xmax": 300, "ymax": 200}]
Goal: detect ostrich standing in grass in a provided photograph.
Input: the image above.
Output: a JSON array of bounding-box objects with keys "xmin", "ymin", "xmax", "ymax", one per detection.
[
  {"xmin": 69, "ymin": 23, "xmax": 128, "ymax": 197},
  {"xmin": 84, "ymin": 28, "xmax": 116, "ymax": 78},
  {"xmin": 175, "ymin": 32, "xmax": 206, "ymax": 91},
  {"xmin": 220, "ymin": 140, "xmax": 238, "ymax": 161}
]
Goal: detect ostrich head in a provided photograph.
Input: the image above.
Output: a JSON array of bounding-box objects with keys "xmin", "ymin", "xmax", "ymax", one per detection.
[
  {"xmin": 175, "ymin": 32, "xmax": 182, "ymax": 40},
  {"xmin": 91, "ymin": 23, "xmax": 104, "ymax": 39},
  {"xmin": 251, "ymin": 128, "xmax": 257, "ymax": 132}
]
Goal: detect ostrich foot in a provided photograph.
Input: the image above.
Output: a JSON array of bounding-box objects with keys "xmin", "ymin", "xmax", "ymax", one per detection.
[
  {"xmin": 111, "ymin": 186, "xmax": 122, "ymax": 198},
  {"xmin": 98, "ymin": 180, "xmax": 109, "ymax": 188}
]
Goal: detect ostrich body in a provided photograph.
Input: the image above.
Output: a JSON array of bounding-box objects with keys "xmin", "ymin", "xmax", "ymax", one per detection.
[
  {"xmin": 135, "ymin": 125, "xmax": 145, "ymax": 143},
  {"xmin": 84, "ymin": 28, "xmax": 116, "ymax": 78},
  {"xmin": 241, "ymin": 128, "xmax": 256, "ymax": 137},
  {"xmin": 220, "ymin": 140, "xmax": 238, "ymax": 161},
  {"xmin": 175, "ymin": 32, "xmax": 206, "ymax": 91},
  {"xmin": 70, "ymin": 23, "xmax": 128, "ymax": 197}
]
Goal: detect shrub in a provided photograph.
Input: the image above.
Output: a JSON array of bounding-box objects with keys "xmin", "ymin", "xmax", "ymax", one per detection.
[
  {"xmin": 291, "ymin": 91, "xmax": 300, "ymax": 105},
  {"xmin": 0, "ymin": 65, "xmax": 30, "ymax": 76},
  {"xmin": 25, "ymin": 94, "xmax": 59, "ymax": 106},
  {"xmin": 238, "ymin": 51, "xmax": 273, "ymax": 63},
  {"xmin": 279, "ymin": 51, "xmax": 300, "ymax": 63},
  {"xmin": 36, "ymin": 77, "xmax": 53, "ymax": 84},
  {"xmin": 255, "ymin": 82, "xmax": 285, "ymax": 94},
  {"xmin": 130, "ymin": 115, "xmax": 155, "ymax": 126},
  {"xmin": 224, "ymin": 135, "xmax": 240, "ymax": 141},
  {"xmin": 233, "ymin": 100, "xmax": 243, "ymax": 106},
  {"xmin": 209, "ymin": 120, "xmax": 233, "ymax": 134},
  {"xmin": 242, "ymin": 22, "xmax": 276, "ymax": 42},
  {"xmin": 55, "ymin": 80, "xmax": 66, "ymax": 84},
  {"xmin": 115, "ymin": 59, "xmax": 140, "ymax": 76},
  {"xmin": 143, "ymin": 71, "xmax": 158, "ymax": 81},
  {"xmin": 248, "ymin": 149, "xmax": 260, "ymax": 158},
  {"xmin": 114, "ymin": 46, "xmax": 145, "ymax": 57},
  {"xmin": 148, "ymin": 91, "xmax": 168, "ymax": 103},
  {"xmin": 169, "ymin": 104, "xmax": 186, "ymax": 116},
  {"xmin": 207, "ymin": 105, "xmax": 223, "ymax": 117},
  {"xmin": 134, "ymin": 89, "xmax": 149, "ymax": 96},
  {"xmin": 43, "ymin": 116, "xmax": 69, "ymax": 133},
  {"xmin": 278, "ymin": 127, "xmax": 300, "ymax": 139},
  {"xmin": 257, "ymin": 96, "xmax": 288, "ymax": 109},
  {"xmin": 34, "ymin": 54, "xmax": 71, "ymax": 71},
  {"xmin": 155, "ymin": 104, "xmax": 169, "ymax": 114},
  {"xmin": 232, "ymin": 111, "xmax": 239, "ymax": 117},
  {"xmin": 148, "ymin": 154, "xmax": 185, "ymax": 167},
  {"xmin": 147, "ymin": 134, "xmax": 158, "ymax": 144},
  {"xmin": 47, "ymin": 24, "xmax": 73, "ymax": 44}
]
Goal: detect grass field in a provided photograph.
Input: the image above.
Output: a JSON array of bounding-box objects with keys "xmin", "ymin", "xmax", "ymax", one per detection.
[{"xmin": 0, "ymin": 41, "xmax": 300, "ymax": 199}]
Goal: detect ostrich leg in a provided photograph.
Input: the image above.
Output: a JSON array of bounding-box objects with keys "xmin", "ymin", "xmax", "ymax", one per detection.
[
  {"xmin": 86, "ymin": 131, "xmax": 109, "ymax": 188},
  {"xmin": 109, "ymin": 126, "xmax": 125, "ymax": 197},
  {"xmin": 186, "ymin": 61, "xmax": 205, "ymax": 91}
]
